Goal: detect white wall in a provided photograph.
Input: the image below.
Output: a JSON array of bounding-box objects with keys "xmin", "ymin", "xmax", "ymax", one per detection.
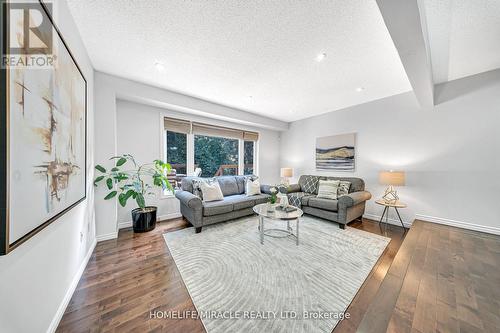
[
  {"xmin": 0, "ymin": 1, "xmax": 96, "ymax": 332},
  {"xmin": 281, "ymin": 70, "xmax": 500, "ymax": 234},
  {"xmin": 115, "ymin": 100, "xmax": 281, "ymax": 225}
]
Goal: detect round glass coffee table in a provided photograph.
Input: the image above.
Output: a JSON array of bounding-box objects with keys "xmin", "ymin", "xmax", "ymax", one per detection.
[{"xmin": 253, "ymin": 203, "xmax": 303, "ymax": 245}]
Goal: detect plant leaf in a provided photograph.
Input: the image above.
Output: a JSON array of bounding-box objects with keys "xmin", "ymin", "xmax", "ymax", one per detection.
[
  {"xmin": 118, "ymin": 193, "xmax": 127, "ymax": 207},
  {"xmin": 94, "ymin": 176, "xmax": 105, "ymax": 186},
  {"xmin": 104, "ymin": 191, "xmax": 117, "ymax": 200},
  {"xmin": 136, "ymin": 193, "xmax": 145, "ymax": 209},
  {"xmin": 95, "ymin": 165, "xmax": 106, "ymax": 173},
  {"xmin": 106, "ymin": 178, "xmax": 113, "ymax": 190},
  {"xmin": 116, "ymin": 157, "xmax": 127, "ymax": 167}
]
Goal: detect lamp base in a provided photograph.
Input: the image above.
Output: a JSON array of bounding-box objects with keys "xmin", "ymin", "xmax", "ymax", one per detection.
[{"xmin": 382, "ymin": 186, "xmax": 399, "ymax": 204}]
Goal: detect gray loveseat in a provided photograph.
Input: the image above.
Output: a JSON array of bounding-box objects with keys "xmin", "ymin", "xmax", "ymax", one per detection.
[
  {"xmin": 287, "ymin": 175, "xmax": 371, "ymax": 229},
  {"xmin": 175, "ymin": 176, "xmax": 271, "ymax": 233}
]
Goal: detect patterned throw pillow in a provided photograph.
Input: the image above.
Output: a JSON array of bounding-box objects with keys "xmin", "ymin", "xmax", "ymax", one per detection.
[
  {"xmin": 245, "ymin": 175, "xmax": 259, "ymax": 182},
  {"xmin": 192, "ymin": 178, "xmax": 216, "ymax": 200},
  {"xmin": 288, "ymin": 192, "xmax": 309, "ymax": 208},
  {"xmin": 301, "ymin": 175, "xmax": 319, "ymax": 194},
  {"xmin": 338, "ymin": 181, "xmax": 351, "ymax": 197},
  {"xmin": 317, "ymin": 180, "xmax": 340, "ymax": 200}
]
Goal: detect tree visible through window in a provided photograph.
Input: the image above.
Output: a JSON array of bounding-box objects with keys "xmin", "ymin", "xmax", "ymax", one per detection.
[
  {"xmin": 244, "ymin": 141, "xmax": 254, "ymax": 175},
  {"xmin": 194, "ymin": 135, "xmax": 238, "ymax": 177},
  {"xmin": 166, "ymin": 131, "xmax": 187, "ymax": 175}
]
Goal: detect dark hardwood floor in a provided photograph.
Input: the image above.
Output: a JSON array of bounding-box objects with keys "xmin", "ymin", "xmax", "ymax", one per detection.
[
  {"xmin": 56, "ymin": 217, "xmax": 500, "ymax": 333},
  {"xmin": 357, "ymin": 220, "xmax": 500, "ymax": 333}
]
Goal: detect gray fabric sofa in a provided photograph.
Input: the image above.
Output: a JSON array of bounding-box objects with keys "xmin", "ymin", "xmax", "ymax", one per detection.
[
  {"xmin": 175, "ymin": 176, "xmax": 271, "ymax": 233},
  {"xmin": 287, "ymin": 175, "xmax": 371, "ymax": 229}
]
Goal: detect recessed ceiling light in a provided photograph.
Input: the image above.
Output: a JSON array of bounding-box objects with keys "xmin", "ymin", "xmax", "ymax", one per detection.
[
  {"xmin": 155, "ymin": 61, "xmax": 165, "ymax": 72},
  {"xmin": 315, "ymin": 53, "xmax": 327, "ymax": 62},
  {"xmin": 356, "ymin": 87, "xmax": 364, "ymax": 92}
]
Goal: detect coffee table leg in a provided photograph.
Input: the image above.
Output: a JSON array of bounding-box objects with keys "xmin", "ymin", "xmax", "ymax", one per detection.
[
  {"xmin": 260, "ymin": 216, "xmax": 264, "ymax": 245},
  {"xmin": 296, "ymin": 218, "xmax": 299, "ymax": 246}
]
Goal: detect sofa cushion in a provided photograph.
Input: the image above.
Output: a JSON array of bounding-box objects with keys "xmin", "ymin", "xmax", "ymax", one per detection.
[
  {"xmin": 222, "ymin": 194, "xmax": 256, "ymax": 210},
  {"xmin": 217, "ymin": 176, "xmax": 240, "ymax": 196},
  {"xmin": 235, "ymin": 176, "xmax": 247, "ymax": 194},
  {"xmin": 308, "ymin": 197, "xmax": 338, "ymax": 212},
  {"xmin": 252, "ymin": 193, "xmax": 271, "ymax": 205},
  {"xmin": 203, "ymin": 200, "xmax": 233, "ymax": 216},
  {"xmin": 300, "ymin": 175, "xmax": 319, "ymax": 194}
]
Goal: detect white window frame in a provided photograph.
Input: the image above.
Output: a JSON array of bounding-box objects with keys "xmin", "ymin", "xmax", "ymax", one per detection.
[{"xmin": 160, "ymin": 112, "xmax": 259, "ymax": 193}]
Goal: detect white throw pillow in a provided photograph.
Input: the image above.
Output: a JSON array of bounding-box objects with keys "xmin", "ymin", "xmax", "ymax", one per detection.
[
  {"xmin": 200, "ymin": 181, "xmax": 224, "ymax": 202},
  {"xmin": 245, "ymin": 178, "xmax": 261, "ymax": 196},
  {"xmin": 317, "ymin": 180, "xmax": 340, "ymax": 200}
]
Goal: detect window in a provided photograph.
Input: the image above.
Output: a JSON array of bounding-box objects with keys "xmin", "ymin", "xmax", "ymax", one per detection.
[
  {"xmin": 194, "ymin": 135, "xmax": 239, "ymax": 177},
  {"xmin": 244, "ymin": 141, "xmax": 254, "ymax": 175},
  {"xmin": 166, "ymin": 131, "xmax": 187, "ymax": 175},
  {"xmin": 164, "ymin": 117, "xmax": 258, "ymax": 178}
]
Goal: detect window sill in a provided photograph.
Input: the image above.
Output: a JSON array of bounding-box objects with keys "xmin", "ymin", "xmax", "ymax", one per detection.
[{"xmin": 160, "ymin": 191, "xmax": 177, "ymax": 200}]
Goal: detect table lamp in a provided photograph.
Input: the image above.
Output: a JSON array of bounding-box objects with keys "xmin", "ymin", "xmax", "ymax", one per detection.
[
  {"xmin": 280, "ymin": 167, "xmax": 293, "ymax": 185},
  {"xmin": 379, "ymin": 170, "xmax": 405, "ymax": 204}
]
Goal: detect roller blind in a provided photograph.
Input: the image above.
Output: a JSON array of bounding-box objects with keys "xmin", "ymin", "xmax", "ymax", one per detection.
[
  {"xmin": 243, "ymin": 131, "xmax": 259, "ymax": 141},
  {"xmin": 164, "ymin": 117, "xmax": 191, "ymax": 134},
  {"xmin": 192, "ymin": 122, "xmax": 242, "ymax": 140},
  {"xmin": 164, "ymin": 117, "xmax": 259, "ymax": 141}
]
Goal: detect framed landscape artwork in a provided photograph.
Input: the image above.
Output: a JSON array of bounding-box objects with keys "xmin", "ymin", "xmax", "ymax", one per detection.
[
  {"xmin": 316, "ymin": 133, "xmax": 356, "ymax": 171},
  {"xmin": 0, "ymin": 0, "xmax": 87, "ymax": 255}
]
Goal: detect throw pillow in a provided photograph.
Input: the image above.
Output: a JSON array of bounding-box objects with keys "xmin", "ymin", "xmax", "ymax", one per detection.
[
  {"xmin": 200, "ymin": 181, "xmax": 224, "ymax": 202},
  {"xmin": 192, "ymin": 178, "xmax": 216, "ymax": 200},
  {"xmin": 245, "ymin": 178, "xmax": 261, "ymax": 196},
  {"xmin": 338, "ymin": 181, "xmax": 351, "ymax": 197},
  {"xmin": 317, "ymin": 180, "xmax": 340, "ymax": 200},
  {"xmin": 301, "ymin": 175, "xmax": 319, "ymax": 194}
]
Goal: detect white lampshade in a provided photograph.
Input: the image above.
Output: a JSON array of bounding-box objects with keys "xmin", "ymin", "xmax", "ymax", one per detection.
[
  {"xmin": 379, "ymin": 170, "xmax": 405, "ymax": 186},
  {"xmin": 280, "ymin": 167, "xmax": 293, "ymax": 178}
]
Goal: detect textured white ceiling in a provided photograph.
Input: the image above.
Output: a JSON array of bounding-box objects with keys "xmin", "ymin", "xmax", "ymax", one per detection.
[
  {"xmin": 67, "ymin": 0, "xmax": 411, "ymax": 122},
  {"xmin": 423, "ymin": 0, "xmax": 500, "ymax": 84}
]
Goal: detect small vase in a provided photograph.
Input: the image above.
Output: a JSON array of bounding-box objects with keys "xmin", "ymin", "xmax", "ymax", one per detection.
[{"xmin": 267, "ymin": 202, "xmax": 275, "ymax": 213}]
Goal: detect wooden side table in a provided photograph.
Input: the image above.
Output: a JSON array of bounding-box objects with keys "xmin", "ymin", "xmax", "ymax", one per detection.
[{"xmin": 375, "ymin": 199, "xmax": 407, "ymax": 232}]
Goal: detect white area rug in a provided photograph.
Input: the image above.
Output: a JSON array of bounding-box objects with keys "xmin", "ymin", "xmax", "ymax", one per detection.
[{"xmin": 163, "ymin": 215, "xmax": 390, "ymax": 333}]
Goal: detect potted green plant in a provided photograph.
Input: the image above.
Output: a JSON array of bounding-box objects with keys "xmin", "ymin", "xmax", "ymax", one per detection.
[
  {"xmin": 94, "ymin": 154, "xmax": 173, "ymax": 232},
  {"xmin": 267, "ymin": 186, "xmax": 279, "ymax": 212}
]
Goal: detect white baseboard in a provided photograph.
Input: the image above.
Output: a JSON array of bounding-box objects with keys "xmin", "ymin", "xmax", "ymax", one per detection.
[
  {"xmin": 118, "ymin": 212, "xmax": 182, "ymax": 230},
  {"xmin": 362, "ymin": 213, "xmax": 413, "ymax": 228},
  {"xmin": 47, "ymin": 238, "xmax": 97, "ymax": 333},
  {"xmin": 95, "ymin": 232, "xmax": 118, "ymax": 242},
  {"xmin": 415, "ymin": 214, "xmax": 500, "ymax": 236}
]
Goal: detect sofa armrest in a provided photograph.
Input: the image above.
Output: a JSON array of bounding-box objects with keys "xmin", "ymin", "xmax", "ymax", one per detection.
[
  {"xmin": 260, "ymin": 185, "xmax": 273, "ymax": 195},
  {"xmin": 175, "ymin": 190, "xmax": 202, "ymax": 209},
  {"xmin": 338, "ymin": 191, "xmax": 372, "ymax": 208},
  {"xmin": 286, "ymin": 184, "xmax": 301, "ymax": 194}
]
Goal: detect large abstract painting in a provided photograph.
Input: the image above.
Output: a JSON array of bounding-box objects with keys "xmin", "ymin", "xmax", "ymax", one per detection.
[
  {"xmin": 1, "ymin": 1, "xmax": 87, "ymax": 254},
  {"xmin": 316, "ymin": 133, "xmax": 356, "ymax": 171}
]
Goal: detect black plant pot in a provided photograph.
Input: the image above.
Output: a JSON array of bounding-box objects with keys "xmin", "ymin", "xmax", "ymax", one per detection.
[{"xmin": 132, "ymin": 206, "xmax": 157, "ymax": 233}]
